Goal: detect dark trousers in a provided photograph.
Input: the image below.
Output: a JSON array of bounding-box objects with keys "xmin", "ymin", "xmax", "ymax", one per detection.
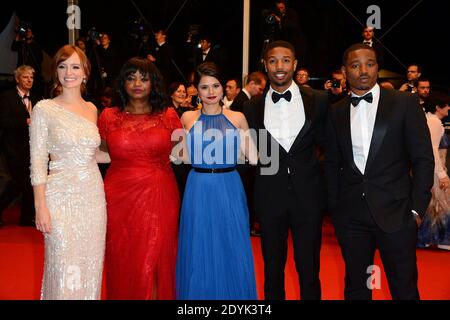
[
  {"xmin": 238, "ymin": 165, "xmax": 258, "ymax": 232},
  {"xmin": 259, "ymin": 177, "xmax": 322, "ymax": 300},
  {"xmin": 0, "ymin": 163, "xmax": 35, "ymax": 224},
  {"xmin": 333, "ymin": 196, "xmax": 419, "ymax": 300}
]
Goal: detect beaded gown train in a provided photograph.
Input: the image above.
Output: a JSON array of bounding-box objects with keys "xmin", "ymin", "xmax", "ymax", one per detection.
[
  {"xmin": 98, "ymin": 107, "xmax": 182, "ymax": 299},
  {"xmin": 176, "ymin": 112, "xmax": 257, "ymax": 299},
  {"xmin": 29, "ymin": 100, "xmax": 106, "ymax": 300}
]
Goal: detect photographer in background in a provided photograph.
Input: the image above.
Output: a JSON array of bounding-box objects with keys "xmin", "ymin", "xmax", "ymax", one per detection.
[
  {"xmin": 146, "ymin": 29, "xmax": 175, "ymax": 87},
  {"xmin": 270, "ymin": 0, "xmax": 305, "ymax": 61},
  {"xmin": 323, "ymin": 69, "xmax": 348, "ymax": 104},
  {"xmin": 96, "ymin": 32, "xmax": 120, "ymax": 88},
  {"xmin": 11, "ymin": 22, "xmax": 43, "ymax": 96}
]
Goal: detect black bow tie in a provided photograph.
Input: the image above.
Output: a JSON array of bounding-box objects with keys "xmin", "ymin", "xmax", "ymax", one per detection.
[
  {"xmin": 350, "ymin": 92, "xmax": 373, "ymax": 107},
  {"xmin": 22, "ymin": 95, "xmax": 29, "ymax": 100},
  {"xmin": 272, "ymin": 90, "xmax": 292, "ymax": 103}
]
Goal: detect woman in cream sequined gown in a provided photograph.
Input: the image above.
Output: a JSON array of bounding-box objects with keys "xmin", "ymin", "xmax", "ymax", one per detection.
[{"xmin": 29, "ymin": 45, "xmax": 106, "ymax": 300}]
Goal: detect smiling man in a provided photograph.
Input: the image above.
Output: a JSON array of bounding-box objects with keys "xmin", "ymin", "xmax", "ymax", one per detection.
[
  {"xmin": 244, "ymin": 40, "xmax": 328, "ymax": 300},
  {"xmin": 325, "ymin": 43, "xmax": 434, "ymax": 300}
]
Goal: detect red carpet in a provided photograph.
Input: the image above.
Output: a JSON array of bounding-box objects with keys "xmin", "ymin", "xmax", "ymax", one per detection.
[{"xmin": 1, "ymin": 205, "xmax": 449, "ymax": 300}]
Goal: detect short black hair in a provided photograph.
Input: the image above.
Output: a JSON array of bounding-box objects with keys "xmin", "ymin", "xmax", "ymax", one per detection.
[
  {"xmin": 342, "ymin": 43, "xmax": 377, "ymax": 66},
  {"xmin": 263, "ymin": 40, "xmax": 296, "ymax": 60},
  {"xmin": 416, "ymin": 77, "xmax": 430, "ymax": 85},
  {"xmin": 408, "ymin": 63, "xmax": 422, "ymax": 74},
  {"xmin": 116, "ymin": 57, "xmax": 168, "ymax": 113},
  {"xmin": 226, "ymin": 78, "xmax": 242, "ymax": 89}
]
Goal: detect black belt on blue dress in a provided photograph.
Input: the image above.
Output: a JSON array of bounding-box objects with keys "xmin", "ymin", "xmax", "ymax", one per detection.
[{"xmin": 193, "ymin": 167, "xmax": 236, "ymax": 173}]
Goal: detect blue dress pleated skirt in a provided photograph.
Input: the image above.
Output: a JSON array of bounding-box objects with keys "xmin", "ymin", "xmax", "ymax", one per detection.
[{"xmin": 176, "ymin": 112, "xmax": 257, "ymax": 300}]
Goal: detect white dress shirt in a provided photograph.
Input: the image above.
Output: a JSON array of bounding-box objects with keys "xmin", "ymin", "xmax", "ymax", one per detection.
[
  {"xmin": 350, "ymin": 83, "xmax": 380, "ymax": 174},
  {"xmin": 222, "ymin": 96, "xmax": 233, "ymax": 109},
  {"xmin": 264, "ymin": 81, "xmax": 305, "ymax": 152},
  {"xmin": 202, "ymin": 48, "xmax": 210, "ymax": 61},
  {"xmin": 426, "ymin": 112, "xmax": 448, "ymax": 179}
]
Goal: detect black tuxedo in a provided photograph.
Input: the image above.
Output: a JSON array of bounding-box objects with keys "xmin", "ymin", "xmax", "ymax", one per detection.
[
  {"xmin": 0, "ymin": 88, "xmax": 39, "ymax": 224},
  {"xmin": 363, "ymin": 40, "xmax": 385, "ymax": 68},
  {"xmin": 229, "ymin": 91, "xmax": 250, "ymax": 113},
  {"xmin": 195, "ymin": 47, "xmax": 222, "ymax": 69},
  {"xmin": 244, "ymin": 85, "xmax": 328, "ymax": 300},
  {"xmin": 324, "ymin": 88, "xmax": 434, "ymax": 299}
]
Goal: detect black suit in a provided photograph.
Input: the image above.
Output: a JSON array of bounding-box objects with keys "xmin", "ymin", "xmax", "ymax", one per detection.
[
  {"xmin": 0, "ymin": 88, "xmax": 39, "ymax": 224},
  {"xmin": 152, "ymin": 42, "xmax": 175, "ymax": 86},
  {"xmin": 324, "ymin": 88, "xmax": 434, "ymax": 299},
  {"xmin": 195, "ymin": 47, "xmax": 222, "ymax": 69},
  {"xmin": 244, "ymin": 85, "xmax": 328, "ymax": 300},
  {"xmin": 230, "ymin": 91, "xmax": 250, "ymax": 113},
  {"xmin": 363, "ymin": 40, "xmax": 385, "ymax": 68},
  {"xmin": 97, "ymin": 45, "xmax": 120, "ymax": 87}
]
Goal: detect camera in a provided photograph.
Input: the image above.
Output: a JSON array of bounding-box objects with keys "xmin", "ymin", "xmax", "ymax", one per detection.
[
  {"xmin": 16, "ymin": 21, "xmax": 31, "ymax": 40},
  {"xmin": 266, "ymin": 14, "xmax": 276, "ymax": 24},
  {"xmin": 262, "ymin": 9, "xmax": 278, "ymax": 25},
  {"xmin": 128, "ymin": 19, "xmax": 149, "ymax": 41},
  {"xmin": 331, "ymin": 79, "xmax": 341, "ymax": 88},
  {"xmin": 87, "ymin": 27, "xmax": 101, "ymax": 42}
]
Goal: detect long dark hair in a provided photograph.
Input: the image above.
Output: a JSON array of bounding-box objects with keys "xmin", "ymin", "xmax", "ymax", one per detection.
[{"xmin": 115, "ymin": 57, "xmax": 168, "ymax": 113}]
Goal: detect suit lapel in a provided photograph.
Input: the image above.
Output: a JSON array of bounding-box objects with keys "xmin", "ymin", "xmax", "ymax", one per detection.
[
  {"xmin": 365, "ymin": 88, "xmax": 392, "ymax": 172},
  {"xmin": 289, "ymin": 87, "xmax": 313, "ymax": 152},
  {"xmin": 337, "ymin": 97, "xmax": 363, "ymax": 175},
  {"xmin": 14, "ymin": 91, "xmax": 30, "ymax": 117},
  {"xmin": 256, "ymin": 91, "xmax": 267, "ymax": 131}
]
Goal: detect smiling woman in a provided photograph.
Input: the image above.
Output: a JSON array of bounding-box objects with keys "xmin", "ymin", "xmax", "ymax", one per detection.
[
  {"xmin": 97, "ymin": 57, "xmax": 183, "ymax": 300},
  {"xmin": 176, "ymin": 62, "xmax": 257, "ymax": 300},
  {"xmin": 29, "ymin": 45, "xmax": 106, "ymax": 300}
]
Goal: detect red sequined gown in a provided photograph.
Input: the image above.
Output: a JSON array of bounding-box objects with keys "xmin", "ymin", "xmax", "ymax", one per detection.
[{"xmin": 98, "ymin": 107, "xmax": 181, "ymax": 299}]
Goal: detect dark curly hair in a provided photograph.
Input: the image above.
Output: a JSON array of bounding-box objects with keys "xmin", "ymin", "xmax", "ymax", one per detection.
[{"xmin": 115, "ymin": 57, "xmax": 168, "ymax": 113}]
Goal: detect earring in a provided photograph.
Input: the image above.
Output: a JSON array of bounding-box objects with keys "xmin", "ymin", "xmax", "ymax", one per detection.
[
  {"xmin": 196, "ymin": 96, "xmax": 201, "ymax": 106},
  {"xmin": 82, "ymin": 78, "xmax": 87, "ymax": 84}
]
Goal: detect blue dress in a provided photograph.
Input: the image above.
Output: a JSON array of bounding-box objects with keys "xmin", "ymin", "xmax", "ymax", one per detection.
[{"xmin": 176, "ymin": 112, "xmax": 257, "ymax": 300}]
